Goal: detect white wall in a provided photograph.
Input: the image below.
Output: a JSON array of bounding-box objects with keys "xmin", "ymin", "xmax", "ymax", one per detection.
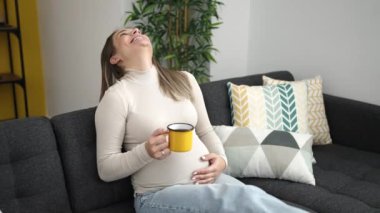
[
  {"xmin": 210, "ymin": 0, "xmax": 251, "ymax": 81},
  {"xmin": 38, "ymin": 0, "xmax": 132, "ymax": 116},
  {"xmin": 248, "ymin": 0, "xmax": 380, "ymax": 105},
  {"xmin": 38, "ymin": 0, "xmax": 380, "ymax": 116}
]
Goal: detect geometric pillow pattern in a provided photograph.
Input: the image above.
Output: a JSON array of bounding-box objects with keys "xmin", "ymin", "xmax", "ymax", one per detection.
[
  {"xmin": 227, "ymin": 81, "xmax": 310, "ymax": 134},
  {"xmin": 214, "ymin": 125, "xmax": 316, "ymax": 185},
  {"xmin": 263, "ymin": 75, "xmax": 332, "ymax": 145}
]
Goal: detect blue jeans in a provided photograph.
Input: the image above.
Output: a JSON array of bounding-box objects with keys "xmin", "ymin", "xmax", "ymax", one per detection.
[{"xmin": 134, "ymin": 174, "xmax": 307, "ymax": 213}]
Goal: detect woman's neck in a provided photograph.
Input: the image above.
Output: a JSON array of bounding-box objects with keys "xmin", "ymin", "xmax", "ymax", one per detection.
[{"xmin": 123, "ymin": 56, "xmax": 152, "ymax": 72}]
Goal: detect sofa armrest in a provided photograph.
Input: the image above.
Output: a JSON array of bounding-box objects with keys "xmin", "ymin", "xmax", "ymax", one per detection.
[{"xmin": 324, "ymin": 94, "xmax": 380, "ymax": 153}]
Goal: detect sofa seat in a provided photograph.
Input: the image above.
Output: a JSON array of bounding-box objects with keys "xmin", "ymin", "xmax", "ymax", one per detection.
[{"xmin": 241, "ymin": 144, "xmax": 380, "ymax": 213}]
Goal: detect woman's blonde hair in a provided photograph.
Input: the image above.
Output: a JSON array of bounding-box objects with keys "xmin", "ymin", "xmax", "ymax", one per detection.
[{"xmin": 100, "ymin": 29, "xmax": 192, "ymax": 101}]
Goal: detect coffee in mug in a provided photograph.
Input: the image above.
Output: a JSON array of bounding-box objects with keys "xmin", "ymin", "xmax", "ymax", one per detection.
[{"xmin": 167, "ymin": 123, "xmax": 194, "ymax": 152}]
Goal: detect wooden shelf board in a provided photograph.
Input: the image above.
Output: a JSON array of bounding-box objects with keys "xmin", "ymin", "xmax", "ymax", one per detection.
[
  {"xmin": 0, "ymin": 73, "xmax": 23, "ymax": 84},
  {"xmin": 0, "ymin": 24, "xmax": 18, "ymax": 33}
]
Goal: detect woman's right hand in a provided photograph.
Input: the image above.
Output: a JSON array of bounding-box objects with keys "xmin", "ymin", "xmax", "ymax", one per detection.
[{"xmin": 145, "ymin": 128, "xmax": 171, "ymax": 160}]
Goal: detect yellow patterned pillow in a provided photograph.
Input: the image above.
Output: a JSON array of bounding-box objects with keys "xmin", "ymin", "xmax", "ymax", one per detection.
[
  {"xmin": 263, "ymin": 75, "xmax": 332, "ymax": 145},
  {"xmin": 227, "ymin": 82, "xmax": 310, "ymax": 134}
]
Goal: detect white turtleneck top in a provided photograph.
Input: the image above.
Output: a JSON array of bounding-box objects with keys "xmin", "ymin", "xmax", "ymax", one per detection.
[{"xmin": 95, "ymin": 66, "xmax": 227, "ymax": 194}]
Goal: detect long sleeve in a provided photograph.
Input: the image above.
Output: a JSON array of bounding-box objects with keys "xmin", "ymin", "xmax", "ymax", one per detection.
[
  {"xmin": 95, "ymin": 88, "xmax": 153, "ymax": 182},
  {"xmin": 185, "ymin": 72, "xmax": 228, "ymax": 166}
]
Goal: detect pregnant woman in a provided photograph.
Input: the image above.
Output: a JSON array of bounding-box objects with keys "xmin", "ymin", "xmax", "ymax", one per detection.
[{"xmin": 95, "ymin": 27, "xmax": 306, "ymax": 213}]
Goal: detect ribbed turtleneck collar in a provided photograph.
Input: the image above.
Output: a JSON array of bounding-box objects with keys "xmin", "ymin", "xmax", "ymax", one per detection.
[{"xmin": 122, "ymin": 65, "xmax": 158, "ymax": 84}]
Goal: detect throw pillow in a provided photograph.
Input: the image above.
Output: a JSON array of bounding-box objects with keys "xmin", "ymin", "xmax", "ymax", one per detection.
[
  {"xmin": 263, "ymin": 75, "xmax": 332, "ymax": 145},
  {"xmin": 214, "ymin": 125, "xmax": 316, "ymax": 185},
  {"xmin": 227, "ymin": 81, "xmax": 310, "ymax": 134}
]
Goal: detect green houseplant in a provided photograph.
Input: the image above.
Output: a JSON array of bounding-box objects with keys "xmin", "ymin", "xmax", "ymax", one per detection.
[{"xmin": 125, "ymin": 0, "xmax": 223, "ymax": 82}]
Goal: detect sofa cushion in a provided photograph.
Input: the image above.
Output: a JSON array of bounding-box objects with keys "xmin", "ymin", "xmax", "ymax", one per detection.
[
  {"xmin": 200, "ymin": 71, "xmax": 294, "ymax": 126},
  {"xmin": 263, "ymin": 75, "xmax": 332, "ymax": 145},
  {"xmin": 240, "ymin": 144, "xmax": 380, "ymax": 213},
  {"xmin": 214, "ymin": 125, "xmax": 315, "ymax": 185},
  {"xmin": 51, "ymin": 108, "xmax": 134, "ymax": 213},
  {"xmin": 227, "ymin": 81, "xmax": 309, "ymax": 133},
  {"xmin": 0, "ymin": 117, "xmax": 71, "ymax": 213}
]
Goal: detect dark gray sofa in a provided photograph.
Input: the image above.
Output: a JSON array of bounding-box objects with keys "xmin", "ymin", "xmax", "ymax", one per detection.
[{"xmin": 1, "ymin": 71, "xmax": 379, "ymax": 213}]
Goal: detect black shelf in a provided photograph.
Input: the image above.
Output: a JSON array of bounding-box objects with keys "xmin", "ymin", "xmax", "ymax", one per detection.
[
  {"xmin": 0, "ymin": 73, "xmax": 23, "ymax": 84},
  {"xmin": 0, "ymin": 24, "xmax": 18, "ymax": 33},
  {"xmin": 0, "ymin": 0, "xmax": 29, "ymax": 118}
]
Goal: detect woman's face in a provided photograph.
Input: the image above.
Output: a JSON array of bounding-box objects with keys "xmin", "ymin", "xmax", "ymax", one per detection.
[{"xmin": 110, "ymin": 28, "xmax": 152, "ymax": 66}]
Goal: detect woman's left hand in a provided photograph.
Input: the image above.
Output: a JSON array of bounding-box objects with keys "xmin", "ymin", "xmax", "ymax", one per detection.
[{"xmin": 191, "ymin": 153, "xmax": 226, "ymax": 184}]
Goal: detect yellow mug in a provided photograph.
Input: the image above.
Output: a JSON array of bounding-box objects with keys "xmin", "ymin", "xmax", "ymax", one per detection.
[{"xmin": 167, "ymin": 123, "xmax": 194, "ymax": 152}]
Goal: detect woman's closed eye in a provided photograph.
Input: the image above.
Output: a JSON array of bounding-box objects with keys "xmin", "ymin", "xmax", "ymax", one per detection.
[{"xmin": 119, "ymin": 30, "xmax": 132, "ymax": 37}]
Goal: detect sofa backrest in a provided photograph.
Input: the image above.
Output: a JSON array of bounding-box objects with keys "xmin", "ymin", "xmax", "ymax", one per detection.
[
  {"xmin": 200, "ymin": 71, "xmax": 294, "ymax": 125},
  {"xmin": 0, "ymin": 117, "xmax": 72, "ymax": 213},
  {"xmin": 323, "ymin": 94, "xmax": 380, "ymax": 153},
  {"xmin": 51, "ymin": 108, "xmax": 134, "ymax": 213}
]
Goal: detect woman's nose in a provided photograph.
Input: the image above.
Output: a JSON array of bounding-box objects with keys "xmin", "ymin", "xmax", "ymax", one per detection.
[{"xmin": 132, "ymin": 28, "xmax": 141, "ymax": 35}]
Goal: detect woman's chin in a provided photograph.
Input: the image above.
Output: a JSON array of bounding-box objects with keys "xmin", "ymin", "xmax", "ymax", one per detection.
[{"xmin": 131, "ymin": 37, "xmax": 151, "ymax": 46}]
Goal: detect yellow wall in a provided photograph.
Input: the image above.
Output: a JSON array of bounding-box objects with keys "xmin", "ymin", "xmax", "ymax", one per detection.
[{"xmin": 0, "ymin": 0, "xmax": 46, "ymax": 119}]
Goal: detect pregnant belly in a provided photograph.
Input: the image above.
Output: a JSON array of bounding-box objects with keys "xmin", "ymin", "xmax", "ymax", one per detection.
[{"xmin": 132, "ymin": 137, "xmax": 210, "ymax": 192}]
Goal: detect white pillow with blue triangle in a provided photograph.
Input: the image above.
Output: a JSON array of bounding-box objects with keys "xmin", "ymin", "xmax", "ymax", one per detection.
[{"xmin": 214, "ymin": 125, "xmax": 316, "ymax": 185}]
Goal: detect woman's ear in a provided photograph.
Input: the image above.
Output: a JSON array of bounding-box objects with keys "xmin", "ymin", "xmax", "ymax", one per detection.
[{"xmin": 110, "ymin": 55, "xmax": 121, "ymax": 65}]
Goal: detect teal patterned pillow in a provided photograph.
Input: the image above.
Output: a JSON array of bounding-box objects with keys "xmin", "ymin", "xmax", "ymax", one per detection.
[
  {"xmin": 227, "ymin": 82, "xmax": 310, "ymax": 134},
  {"xmin": 214, "ymin": 125, "xmax": 316, "ymax": 185}
]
